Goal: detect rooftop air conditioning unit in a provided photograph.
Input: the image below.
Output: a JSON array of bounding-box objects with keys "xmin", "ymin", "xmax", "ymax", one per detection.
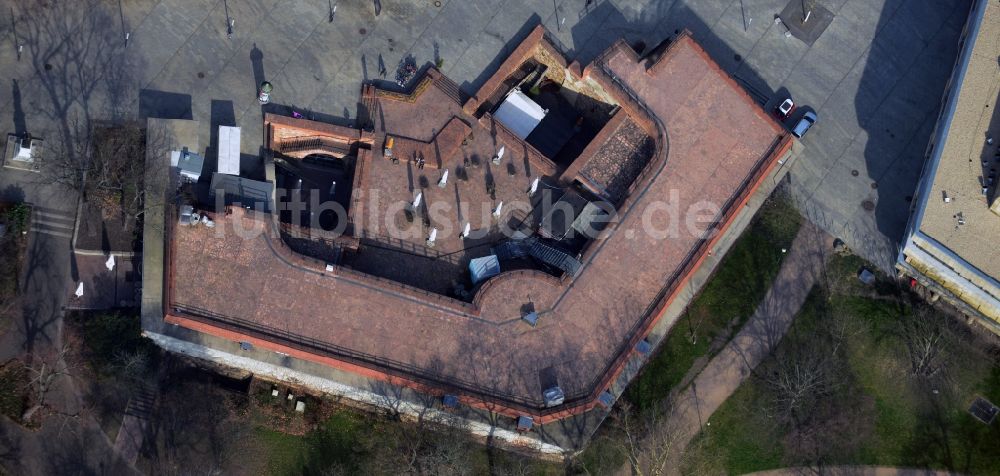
[{"xmin": 542, "ymin": 386, "xmax": 565, "ymax": 407}]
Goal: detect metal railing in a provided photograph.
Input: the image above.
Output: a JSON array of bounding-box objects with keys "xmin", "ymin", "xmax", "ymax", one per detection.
[
  {"xmin": 358, "ymin": 230, "xmax": 459, "ymax": 263},
  {"xmin": 583, "ymin": 56, "xmax": 788, "ymax": 398},
  {"xmin": 168, "ymin": 50, "xmax": 787, "ymax": 415},
  {"xmin": 279, "ymin": 136, "xmax": 351, "ymax": 156},
  {"xmin": 170, "ymin": 302, "xmax": 591, "ymax": 411}
]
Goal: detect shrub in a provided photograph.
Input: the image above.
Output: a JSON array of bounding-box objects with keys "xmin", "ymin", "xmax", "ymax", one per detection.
[
  {"xmin": 76, "ymin": 312, "xmax": 158, "ymax": 375},
  {"xmin": 4, "ymin": 203, "xmax": 29, "ymax": 234}
]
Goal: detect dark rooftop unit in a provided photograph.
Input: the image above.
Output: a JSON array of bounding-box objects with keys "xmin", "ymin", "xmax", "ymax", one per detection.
[
  {"xmin": 209, "ymin": 173, "xmax": 274, "ymax": 212},
  {"xmin": 539, "ymin": 190, "xmax": 613, "ymax": 241},
  {"xmin": 493, "ymin": 237, "xmax": 582, "ymax": 277}
]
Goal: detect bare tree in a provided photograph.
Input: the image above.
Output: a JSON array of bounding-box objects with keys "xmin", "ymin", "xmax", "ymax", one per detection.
[
  {"xmin": 611, "ymin": 400, "xmax": 682, "ymax": 476},
  {"xmin": 0, "ymin": 295, "xmax": 21, "ymax": 328},
  {"xmin": 413, "ymin": 427, "xmax": 476, "ymax": 476},
  {"xmin": 21, "ymin": 345, "xmax": 76, "ymax": 422},
  {"xmin": 370, "ymin": 378, "xmax": 407, "ymax": 420},
  {"xmin": 898, "ymin": 306, "xmax": 955, "ymax": 380},
  {"xmin": 762, "ymin": 346, "xmax": 834, "ymax": 426},
  {"xmin": 756, "ymin": 308, "xmax": 867, "ymax": 471},
  {"xmin": 18, "ymin": 0, "xmax": 134, "ymax": 189},
  {"xmin": 43, "ymin": 119, "xmax": 150, "ymax": 232},
  {"xmin": 824, "ymin": 309, "xmax": 864, "ymax": 360},
  {"xmin": 144, "ymin": 378, "xmax": 256, "ymax": 475},
  {"xmin": 319, "ymin": 463, "xmax": 351, "ymax": 476},
  {"xmin": 362, "ymin": 378, "xmax": 482, "ymax": 476},
  {"xmin": 88, "ymin": 124, "xmax": 148, "ymax": 227},
  {"xmin": 493, "ymin": 455, "xmax": 540, "ymax": 476}
]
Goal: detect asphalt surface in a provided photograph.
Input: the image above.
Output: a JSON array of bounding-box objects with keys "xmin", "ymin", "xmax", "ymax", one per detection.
[{"xmin": 0, "ymin": 0, "xmax": 970, "ymax": 268}]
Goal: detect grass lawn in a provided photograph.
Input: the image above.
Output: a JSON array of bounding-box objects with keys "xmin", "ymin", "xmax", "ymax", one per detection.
[
  {"xmin": 254, "ymin": 427, "xmax": 307, "ymax": 475},
  {"xmin": 625, "ymin": 194, "xmax": 802, "ymax": 410},
  {"xmin": 576, "ymin": 426, "xmax": 629, "ymax": 475},
  {"xmin": 682, "ymin": 254, "xmax": 1000, "ymax": 475},
  {"xmin": 251, "ymin": 408, "xmax": 561, "ymax": 475}
]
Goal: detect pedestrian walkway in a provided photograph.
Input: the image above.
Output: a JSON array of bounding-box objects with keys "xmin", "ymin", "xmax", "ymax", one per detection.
[
  {"xmin": 658, "ymin": 222, "xmax": 832, "ymax": 475},
  {"xmin": 114, "ymin": 384, "xmax": 156, "ymax": 466},
  {"xmin": 744, "ymin": 466, "xmax": 961, "ymax": 476},
  {"xmin": 30, "ymin": 207, "xmax": 74, "ymax": 239}
]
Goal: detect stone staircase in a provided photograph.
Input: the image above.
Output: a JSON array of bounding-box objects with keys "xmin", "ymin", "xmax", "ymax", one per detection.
[
  {"xmin": 358, "ymin": 84, "xmax": 378, "ymax": 131},
  {"xmin": 433, "ymin": 74, "xmax": 466, "ymax": 105},
  {"xmin": 493, "ymin": 237, "xmax": 582, "ymax": 277},
  {"xmin": 529, "ymin": 240, "xmax": 581, "ymax": 277},
  {"xmin": 115, "ymin": 383, "xmax": 157, "ymax": 466},
  {"xmin": 124, "ymin": 384, "xmax": 156, "ymax": 419}
]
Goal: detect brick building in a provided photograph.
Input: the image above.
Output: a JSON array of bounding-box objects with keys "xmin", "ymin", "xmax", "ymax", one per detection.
[{"xmin": 142, "ymin": 26, "xmax": 794, "ymax": 452}]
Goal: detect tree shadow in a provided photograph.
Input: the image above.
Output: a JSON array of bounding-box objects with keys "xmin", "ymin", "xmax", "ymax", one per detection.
[
  {"xmin": 100, "ymin": 222, "xmax": 111, "ymax": 255},
  {"xmin": 850, "ymin": 1, "xmax": 969, "ymax": 271},
  {"xmin": 0, "ymin": 423, "xmax": 21, "ymax": 473},
  {"xmin": 459, "ymin": 14, "xmax": 542, "ymax": 96},
  {"xmin": 11, "ymin": 79, "xmax": 26, "ymax": 136},
  {"xmin": 250, "ymin": 43, "xmax": 265, "ymax": 90},
  {"xmin": 0, "ymin": 184, "xmax": 26, "ymax": 203},
  {"xmin": 17, "ymin": 229, "xmax": 63, "ymax": 354},
  {"xmin": 20, "ymin": 0, "xmax": 146, "ymax": 189}
]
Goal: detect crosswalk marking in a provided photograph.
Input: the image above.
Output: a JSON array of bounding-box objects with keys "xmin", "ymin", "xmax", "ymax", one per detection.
[{"xmin": 29, "ymin": 208, "xmax": 75, "ymax": 239}]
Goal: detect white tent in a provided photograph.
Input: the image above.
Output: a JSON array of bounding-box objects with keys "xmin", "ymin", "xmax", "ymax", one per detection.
[
  {"xmin": 493, "ymin": 90, "xmax": 546, "ymax": 140},
  {"xmin": 218, "ymin": 126, "xmax": 241, "ymax": 175}
]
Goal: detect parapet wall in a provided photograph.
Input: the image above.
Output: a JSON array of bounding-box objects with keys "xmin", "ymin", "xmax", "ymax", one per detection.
[{"xmin": 156, "ymin": 25, "xmax": 793, "ymax": 428}]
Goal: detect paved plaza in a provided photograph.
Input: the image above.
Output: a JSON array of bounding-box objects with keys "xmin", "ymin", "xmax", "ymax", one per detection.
[{"xmin": 0, "ymin": 0, "xmax": 972, "ymax": 273}]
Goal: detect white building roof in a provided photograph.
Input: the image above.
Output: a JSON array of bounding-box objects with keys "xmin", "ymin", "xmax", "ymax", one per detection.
[
  {"xmin": 493, "ymin": 90, "xmax": 546, "ymax": 140},
  {"xmin": 218, "ymin": 126, "xmax": 241, "ymax": 175}
]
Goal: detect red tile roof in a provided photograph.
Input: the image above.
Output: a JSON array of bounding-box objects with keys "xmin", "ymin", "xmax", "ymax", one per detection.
[{"xmin": 165, "ymin": 28, "xmax": 790, "ymax": 421}]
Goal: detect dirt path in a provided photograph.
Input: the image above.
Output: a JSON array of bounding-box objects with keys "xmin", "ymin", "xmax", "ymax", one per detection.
[
  {"xmin": 652, "ymin": 222, "xmax": 832, "ymax": 475},
  {"xmin": 744, "ymin": 466, "xmax": 961, "ymax": 476}
]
